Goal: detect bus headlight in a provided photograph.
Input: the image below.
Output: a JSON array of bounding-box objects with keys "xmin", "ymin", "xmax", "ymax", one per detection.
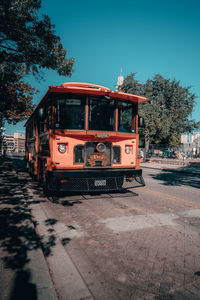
[
  {"xmin": 125, "ymin": 145, "xmax": 133, "ymax": 154},
  {"xmin": 58, "ymin": 143, "xmax": 67, "ymax": 153}
]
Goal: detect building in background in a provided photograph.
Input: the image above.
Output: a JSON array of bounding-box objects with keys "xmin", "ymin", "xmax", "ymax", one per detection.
[
  {"xmin": 14, "ymin": 133, "xmax": 25, "ymax": 152},
  {"xmin": 4, "ymin": 134, "xmax": 15, "ymax": 152},
  {"xmin": 181, "ymin": 133, "xmax": 200, "ymax": 157},
  {"xmin": 116, "ymin": 69, "xmax": 124, "ymax": 91},
  {"xmin": 1, "ymin": 132, "xmax": 25, "ymax": 153}
]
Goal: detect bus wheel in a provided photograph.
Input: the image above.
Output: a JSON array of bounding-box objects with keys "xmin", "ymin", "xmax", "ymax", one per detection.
[
  {"xmin": 43, "ymin": 178, "xmax": 51, "ymax": 197},
  {"xmin": 117, "ymin": 177, "xmax": 124, "ymax": 190},
  {"xmin": 40, "ymin": 167, "xmax": 50, "ymax": 197},
  {"xmin": 27, "ymin": 162, "xmax": 32, "ymax": 177},
  {"xmin": 29, "ymin": 164, "xmax": 35, "ymax": 180}
]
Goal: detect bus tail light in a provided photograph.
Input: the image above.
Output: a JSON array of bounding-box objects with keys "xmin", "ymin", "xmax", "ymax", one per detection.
[
  {"xmin": 126, "ymin": 176, "xmax": 135, "ymax": 181},
  {"xmin": 58, "ymin": 143, "xmax": 68, "ymax": 153},
  {"xmin": 125, "ymin": 145, "xmax": 133, "ymax": 154},
  {"xmin": 60, "ymin": 179, "xmax": 68, "ymax": 183}
]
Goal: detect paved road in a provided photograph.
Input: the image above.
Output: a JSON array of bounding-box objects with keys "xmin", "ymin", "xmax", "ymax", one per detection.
[
  {"xmin": 28, "ymin": 165, "xmax": 200, "ymax": 299},
  {"xmin": 1, "ymin": 155, "xmax": 200, "ymax": 299}
]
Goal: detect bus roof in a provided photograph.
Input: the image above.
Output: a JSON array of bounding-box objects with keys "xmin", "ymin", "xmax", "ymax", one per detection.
[{"xmin": 25, "ymin": 82, "xmax": 148, "ymax": 126}]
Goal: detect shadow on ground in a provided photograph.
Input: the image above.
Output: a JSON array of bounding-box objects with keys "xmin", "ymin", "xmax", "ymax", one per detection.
[
  {"xmin": 149, "ymin": 169, "xmax": 200, "ymax": 189},
  {"xmin": 44, "ymin": 188, "xmax": 138, "ymax": 206},
  {"xmin": 30, "ymin": 174, "xmax": 138, "ymax": 206},
  {"xmin": 9, "ymin": 269, "xmax": 38, "ymax": 300},
  {"xmin": 0, "ymin": 155, "xmax": 138, "ymax": 271},
  {"xmin": 0, "ymin": 157, "xmax": 57, "ymax": 271}
]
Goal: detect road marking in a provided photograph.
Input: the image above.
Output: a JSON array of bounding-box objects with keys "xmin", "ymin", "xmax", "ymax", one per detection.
[
  {"xmin": 140, "ymin": 188, "xmax": 200, "ymax": 209},
  {"xmin": 100, "ymin": 209, "xmax": 200, "ymax": 232},
  {"xmin": 178, "ymin": 209, "xmax": 200, "ymax": 218},
  {"xmin": 100, "ymin": 212, "xmax": 177, "ymax": 232}
]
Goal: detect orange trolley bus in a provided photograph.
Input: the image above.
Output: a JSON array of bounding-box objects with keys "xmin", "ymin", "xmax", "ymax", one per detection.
[{"xmin": 25, "ymin": 82, "xmax": 148, "ymax": 194}]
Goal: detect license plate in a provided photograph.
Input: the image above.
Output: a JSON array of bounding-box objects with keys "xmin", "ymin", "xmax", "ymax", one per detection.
[{"xmin": 94, "ymin": 179, "xmax": 107, "ymax": 187}]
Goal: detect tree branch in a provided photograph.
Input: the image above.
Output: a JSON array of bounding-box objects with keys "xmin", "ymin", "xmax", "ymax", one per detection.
[{"xmin": 0, "ymin": 44, "xmax": 18, "ymax": 53}]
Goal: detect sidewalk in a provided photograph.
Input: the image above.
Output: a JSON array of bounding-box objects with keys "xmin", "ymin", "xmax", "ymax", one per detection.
[
  {"xmin": 0, "ymin": 157, "xmax": 58, "ymax": 300},
  {"xmin": 141, "ymin": 159, "xmax": 200, "ymax": 176},
  {"xmin": 0, "ymin": 156, "xmax": 101, "ymax": 300}
]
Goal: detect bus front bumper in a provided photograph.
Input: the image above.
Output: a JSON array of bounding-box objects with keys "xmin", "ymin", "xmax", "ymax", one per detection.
[{"xmin": 46, "ymin": 168, "xmax": 145, "ymax": 192}]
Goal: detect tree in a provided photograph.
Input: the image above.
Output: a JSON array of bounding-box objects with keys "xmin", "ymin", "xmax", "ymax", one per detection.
[
  {"xmin": 0, "ymin": 0, "xmax": 74, "ymax": 128},
  {"xmin": 0, "ymin": 63, "xmax": 36, "ymax": 127},
  {"xmin": 120, "ymin": 73, "xmax": 200, "ymax": 151}
]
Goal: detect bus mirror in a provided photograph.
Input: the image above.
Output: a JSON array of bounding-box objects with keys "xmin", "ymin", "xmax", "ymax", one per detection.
[
  {"xmin": 38, "ymin": 107, "xmax": 44, "ymax": 120},
  {"xmin": 138, "ymin": 116, "xmax": 145, "ymax": 128}
]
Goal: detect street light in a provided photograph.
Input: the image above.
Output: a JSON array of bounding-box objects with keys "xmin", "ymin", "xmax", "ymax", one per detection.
[
  {"xmin": 0, "ymin": 127, "xmax": 6, "ymax": 155},
  {"xmin": 0, "ymin": 127, "xmax": 5, "ymax": 134}
]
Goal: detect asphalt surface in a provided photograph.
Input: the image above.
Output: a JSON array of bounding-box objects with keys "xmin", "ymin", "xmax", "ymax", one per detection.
[
  {"xmin": 0, "ymin": 155, "xmax": 200, "ymax": 300},
  {"xmin": 140, "ymin": 161, "xmax": 200, "ymax": 176}
]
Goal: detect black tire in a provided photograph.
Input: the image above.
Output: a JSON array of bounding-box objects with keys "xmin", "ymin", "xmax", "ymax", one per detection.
[
  {"xmin": 43, "ymin": 176, "xmax": 51, "ymax": 197},
  {"xmin": 117, "ymin": 176, "xmax": 124, "ymax": 190}
]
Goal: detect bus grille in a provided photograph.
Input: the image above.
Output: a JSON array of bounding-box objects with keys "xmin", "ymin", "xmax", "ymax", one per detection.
[
  {"xmin": 85, "ymin": 142, "xmax": 111, "ymax": 167},
  {"xmin": 56, "ymin": 175, "xmax": 145, "ymax": 192}
]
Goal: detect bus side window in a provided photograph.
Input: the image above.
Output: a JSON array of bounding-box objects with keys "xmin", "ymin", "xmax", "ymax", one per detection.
[
  {"xmin": 43, "ymin": 109, "xmax": 48, "ymax": 132},
  {"xmin": 39, "ymin": 106, "xmax": 51, "ymax": 133},
  {"xmin": 33, "ymin": 118, "xmax": 36, "ymax": 137},
  {"xmin": 40, "ymin": 117, "xmax": 44, "ymax": 133},
  {"xmin": 29, "ymin": 122, "xmax": 33, "ymax": 138},
  {"xmin": 47, "ymin": 106, "xmax": 52, "ymax": 130}
]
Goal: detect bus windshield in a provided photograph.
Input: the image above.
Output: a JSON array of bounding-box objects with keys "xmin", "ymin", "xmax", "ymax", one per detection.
[
  {"xmin": 88, "ymin": 97, "xmax": 115, "ymax": 131},
  {"xmin": 55, "ymin": 96, "xmax": 86, "ymax": 130},
  {"xmin": 118, "ymin": 102, "xmax": 136, "ymax": 133},
  {"xmin": 55, "ymin": 95, "xmax": 136, "ymax": 132}
]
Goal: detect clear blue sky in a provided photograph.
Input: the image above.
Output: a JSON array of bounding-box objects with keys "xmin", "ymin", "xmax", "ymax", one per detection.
[{"xmin": 6, "ymin": 0, "xmax": 200, "ymax": 134}]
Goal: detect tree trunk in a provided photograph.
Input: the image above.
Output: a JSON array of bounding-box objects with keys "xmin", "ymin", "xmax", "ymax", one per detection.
[{"xmin": 144, "ymin": 133, "xmax": 150, "ymax": 161}]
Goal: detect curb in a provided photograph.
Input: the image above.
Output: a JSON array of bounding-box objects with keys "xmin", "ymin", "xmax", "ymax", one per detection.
[
  {"xmin": 141, "ymin": 164, "xmax": 200, "ymax": 176},
  {"xmin": 0, "ymin": 160, "xmax": 58, "ymax": 300},
  {"xmin": 27, "ymin": 187, "xmax": 94, "ymax": 300},
  {"xmin": 17, "ymin": 173, "xmax": 59, "ymax": 300}
]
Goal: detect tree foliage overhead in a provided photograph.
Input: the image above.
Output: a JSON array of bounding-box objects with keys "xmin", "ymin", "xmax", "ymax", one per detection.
[
  {"xmin": 0, "ymin": 0, "xmax": 74, "ymax": 127},
  {"xmin": 120, "ymin": 73, "xmax": 200, "ymax": 148}
]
